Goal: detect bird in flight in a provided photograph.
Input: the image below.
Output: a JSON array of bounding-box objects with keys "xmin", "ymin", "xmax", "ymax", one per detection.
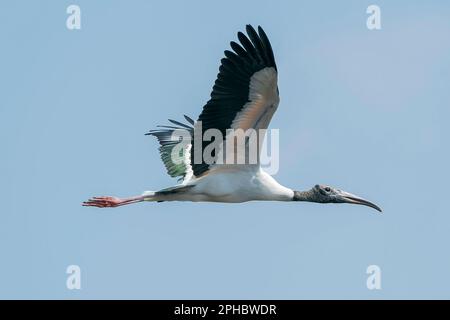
[{"xmin": 83, "ymin": 25, "xmax": 381, "ymax": 212}]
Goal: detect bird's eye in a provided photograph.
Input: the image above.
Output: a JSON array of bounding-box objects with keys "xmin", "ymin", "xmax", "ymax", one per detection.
[{"xmin": 325, "ymin": 187, "xmax": 331, "ymax": 192}]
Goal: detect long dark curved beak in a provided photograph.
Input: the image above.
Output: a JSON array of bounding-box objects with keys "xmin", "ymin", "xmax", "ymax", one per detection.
[{"xmin": 339, "ymin": 192, "xmax": 382, "ymax": 213}]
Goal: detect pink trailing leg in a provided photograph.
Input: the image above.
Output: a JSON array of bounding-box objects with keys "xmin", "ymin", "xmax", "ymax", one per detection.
[{"xmin": 82, "ymin": 195, "xmax": 145, "ymax": 208}]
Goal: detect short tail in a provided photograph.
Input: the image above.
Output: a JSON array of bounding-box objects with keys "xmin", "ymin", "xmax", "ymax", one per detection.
[
  {"xmin": 142, "ymin": 191, "xmax": 157, "ymax": 201},
  {"xmin": 143, "ymin": 185, "xmax": 195, "ymax": 202}
]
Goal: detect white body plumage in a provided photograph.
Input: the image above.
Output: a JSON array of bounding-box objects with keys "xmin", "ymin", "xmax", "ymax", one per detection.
[{"xmin": 143, "ymin": 166, "xmax": 293, "ymax": 203}]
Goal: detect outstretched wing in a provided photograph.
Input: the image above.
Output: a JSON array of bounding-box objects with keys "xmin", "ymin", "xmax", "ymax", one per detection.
[
  {"xmin": 146, "ymin": 115, "xmax": 194, "ymax": 182},
  {"xmin": 191, "ymin": 25, "xmax": 279, "ymax": 177}
]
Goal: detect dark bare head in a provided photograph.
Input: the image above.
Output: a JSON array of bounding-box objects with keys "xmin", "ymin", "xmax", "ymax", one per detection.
[{"xmin": 293, "ymin": 184, "xmax": 382, "ymax": 212}]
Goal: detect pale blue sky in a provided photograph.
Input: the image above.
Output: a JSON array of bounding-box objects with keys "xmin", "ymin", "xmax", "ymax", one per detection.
[{"xmin": 1, "ymin": 0, "xmax": 450, "ymax": 299}]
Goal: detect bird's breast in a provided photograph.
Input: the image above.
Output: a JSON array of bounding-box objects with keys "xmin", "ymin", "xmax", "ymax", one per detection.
[{"xmin": 190, "ymin": 167, "xmax": 292, "ymax": 202}]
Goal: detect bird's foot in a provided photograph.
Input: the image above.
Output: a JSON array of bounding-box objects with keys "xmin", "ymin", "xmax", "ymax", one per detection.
[{"xmin": 82, "ymin": 196, "xmax": 126, "ymax": 208}]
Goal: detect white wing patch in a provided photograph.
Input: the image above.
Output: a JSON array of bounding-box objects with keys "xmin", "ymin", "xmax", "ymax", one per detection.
[
  {"xmin": 231, "ymin": 67, "xmax": 279, "ymax": 131},
  {"xmin": 182, "ymin": 143, "xmax": 194, "ymax": 184},
  {"xmin": 210, "ymin": 67, "xmax": 279, "ymax": 170}
]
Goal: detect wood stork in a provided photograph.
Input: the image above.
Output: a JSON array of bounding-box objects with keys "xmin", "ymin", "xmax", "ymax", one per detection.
[{"xmin": 83, "ymin": 25, "xmax": 381, "ymax": 212}]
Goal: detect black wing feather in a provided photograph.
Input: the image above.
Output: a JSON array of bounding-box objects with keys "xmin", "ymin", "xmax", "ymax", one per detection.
[{"xmin": 192, "ymin": 25, "xmax": 277, "ymax": 177}]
